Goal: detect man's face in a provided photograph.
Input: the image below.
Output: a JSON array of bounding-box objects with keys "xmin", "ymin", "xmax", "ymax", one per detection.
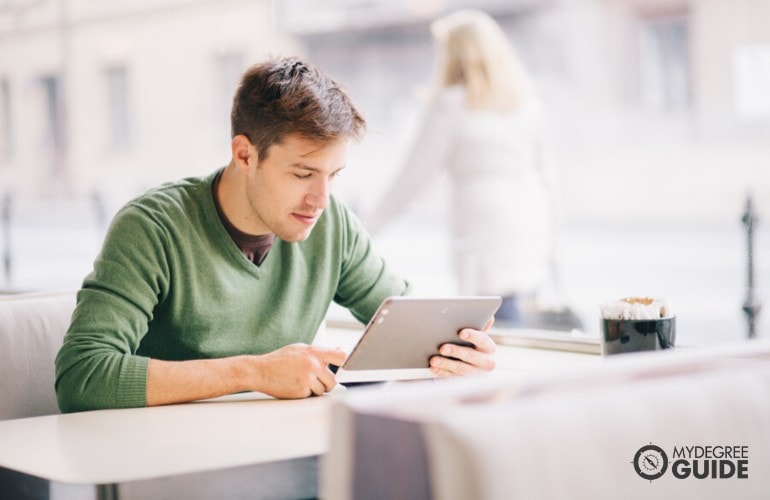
[{"xmin": 244, "ymin": 133, "xmax": 348, "ymax": 242}]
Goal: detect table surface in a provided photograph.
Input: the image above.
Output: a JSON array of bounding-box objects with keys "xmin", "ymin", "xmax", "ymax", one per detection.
[
  {"xmin": 0, "ymin": 392, "xmax": 330, "ymax": 485},
  {"xmin": 0, "ymin": 325, "xmax": 599, "ymax": 485}
]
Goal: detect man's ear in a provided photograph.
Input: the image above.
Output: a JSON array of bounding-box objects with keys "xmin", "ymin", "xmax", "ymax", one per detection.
[{"xmin": 231, "ymin": 135, "xmax": 258, "ymax": 171}]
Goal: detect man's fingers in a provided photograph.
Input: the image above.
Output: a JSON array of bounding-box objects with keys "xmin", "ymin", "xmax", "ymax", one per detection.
[
  {"xmin": 308, "ymin": 376, "xmax": 329, "ymax": 397},
  {"xmin": 458, "ymin": 328, "xmax": 497, "ymax": 355},
  {"xmin": 430, "ymin": 355, "xmax": 472, "ymax": 376},
  {"xmin": 432, "ymin": 327, "xmax": 498, "ymax": 375},
  {"xmin": 317, "ymin": 368, "xmax": 338, "ymax": 393},
  {"xmin": 313, "ymin": 346, "xmax": 348, "ymax": 366},
  {"xmin": 430, "ymin": 365, "xmax": 455, "ymax": 378},
  {"xmin": 439, "ymin": 343, "xmax": 496, "ymax": 372},
  {"xmin": 308, "ymin": 347, "xmax": 342, "ymax": 393}
]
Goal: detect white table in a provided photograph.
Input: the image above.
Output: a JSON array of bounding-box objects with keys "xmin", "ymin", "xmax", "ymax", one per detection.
[
  {"xmin": 0, "ymin": 392, "xmax": 330, "ymax": 499},
  {"xmin": 0, "ymin": 326, "xmax": 600, "ymax": 499}
]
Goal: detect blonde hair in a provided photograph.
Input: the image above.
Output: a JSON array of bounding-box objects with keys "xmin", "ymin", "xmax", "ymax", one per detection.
[{"xmin": 431, "ymin": 9, "xmax": 534, "ymax": 110}]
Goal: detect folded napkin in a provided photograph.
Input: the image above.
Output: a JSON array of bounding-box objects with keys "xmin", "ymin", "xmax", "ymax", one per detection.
[{"xmin": 600, "ymin": 297, "xmax": 671, "ymax": 320}]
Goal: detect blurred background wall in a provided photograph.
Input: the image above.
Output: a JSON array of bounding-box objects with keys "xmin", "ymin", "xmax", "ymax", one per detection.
[{"xmin": 0, "ymin": 0, "xmax": 768, "ymax": 345}]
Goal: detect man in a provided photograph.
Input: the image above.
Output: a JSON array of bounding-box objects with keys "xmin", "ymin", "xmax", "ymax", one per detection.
[{"xmin": 55, "ymin": 57, "xmax": 496, "ymax": 413}]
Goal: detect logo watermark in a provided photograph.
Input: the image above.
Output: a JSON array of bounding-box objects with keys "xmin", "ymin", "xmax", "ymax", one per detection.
[
  {"xmin": 633, "ymin": 443, "xmax": 749, "ymax": 481},
  {"xmin": 633, "ymin": 444, "xmax": 668, "ymax": 480}
]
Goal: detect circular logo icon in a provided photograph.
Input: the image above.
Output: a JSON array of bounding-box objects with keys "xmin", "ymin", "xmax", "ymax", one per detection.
[{"xmin": 633, "ymin": 444, "xmax": 668, "ymax": 481}]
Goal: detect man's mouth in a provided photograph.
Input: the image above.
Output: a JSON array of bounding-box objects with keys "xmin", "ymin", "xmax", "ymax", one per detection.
[{"xmin": 292, "ymin": 212, "xmax": 321, "ymax": 225}]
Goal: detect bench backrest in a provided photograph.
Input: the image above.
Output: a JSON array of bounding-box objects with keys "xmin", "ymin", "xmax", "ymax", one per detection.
[{"xmin": 0, "ymin": 291, "xmax": 76, "ymax": 420}]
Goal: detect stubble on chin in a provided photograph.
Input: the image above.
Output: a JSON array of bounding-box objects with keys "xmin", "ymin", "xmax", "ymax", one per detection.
[{"xmin": 276, "ymin": 225, "xmax": 315, "ymax": 243}]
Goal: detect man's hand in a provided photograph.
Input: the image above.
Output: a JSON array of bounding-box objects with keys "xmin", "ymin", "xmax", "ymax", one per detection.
[
  {"xmin": 146, "ymin": 343, "xmax": 347, "ymax": 407},
  {"xmin": 249, "ymin": 343, "xmax": 347, "ymax": 399},
  {"xmin": 429, "ymin": 319, "xmax": 497, "ymax": 377}
]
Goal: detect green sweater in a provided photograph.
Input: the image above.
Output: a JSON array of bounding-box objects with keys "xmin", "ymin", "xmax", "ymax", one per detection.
[{"xmin": 55, "ymin": 170, "xmax": 409, "ymax": 413}]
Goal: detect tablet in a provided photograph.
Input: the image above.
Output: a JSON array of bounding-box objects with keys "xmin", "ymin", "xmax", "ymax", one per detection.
[{"xmin": 334, "ymin": 296, "xmax": 502, "ymax": 384}]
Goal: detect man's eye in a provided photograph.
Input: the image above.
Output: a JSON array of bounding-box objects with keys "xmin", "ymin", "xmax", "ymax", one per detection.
[{"xmin": 294, "ymin": 173, "xmax": 312, "ymax": 180}]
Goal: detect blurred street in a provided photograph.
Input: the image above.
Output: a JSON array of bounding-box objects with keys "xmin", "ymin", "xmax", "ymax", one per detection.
[
  {"xmin": 372, "ymin": 215, "xmax": 769, "ymax": 346},
  {"xmin": 1, "ymin": 0, "xmax": 769, "ymax": 349},
  {"xmin": 1, "ymin": 191, "xmax": 767, "ymax": 347}
]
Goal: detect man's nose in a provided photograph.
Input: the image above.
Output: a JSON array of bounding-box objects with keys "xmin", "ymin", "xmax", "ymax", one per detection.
[{"xmin": 306, "ymin": 177, "xmax": 330, "ymax": 209}]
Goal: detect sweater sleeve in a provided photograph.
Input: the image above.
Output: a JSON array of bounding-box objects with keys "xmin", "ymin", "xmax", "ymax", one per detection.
[
  {"xmin": 332, "ymin": 202, "xmax": 410, "ymax": 324},
  {"xmin": 55, "ymin": 204, "xmax": 170, "ymax": 413}
]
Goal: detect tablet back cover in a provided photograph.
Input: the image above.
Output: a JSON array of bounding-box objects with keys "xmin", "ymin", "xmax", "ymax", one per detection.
[{"xmin": 343, "ymin": 296, "xmax": 501, "ymax": 371}]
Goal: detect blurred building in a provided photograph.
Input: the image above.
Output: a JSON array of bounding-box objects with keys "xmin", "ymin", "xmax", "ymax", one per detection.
[
  {"xmin": 0, "ymin": 0, "xmax": 768, "ymax": 341},
  {"xmin": 0, "ymin": 0, "xmax": 286, "ymax": 290},
  {"xmin": 277, "ymin": 0, "xmax": 770, "ymax": 224},
  {"xmin": 276, "ymin": 0, "xmax": 770, "ymax": 342},
  {"xmin": 0, "ymin": 0, "xmax": 285, "ymax": 203},
  {"xmin": 1, "ymin": 0, "xmax": 768, "ymax": 214}
]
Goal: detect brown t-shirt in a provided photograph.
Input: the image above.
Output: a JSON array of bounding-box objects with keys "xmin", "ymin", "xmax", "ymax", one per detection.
[{"xmin": 212, "ymin": 170, "xmax": 274, "ymax": 266}]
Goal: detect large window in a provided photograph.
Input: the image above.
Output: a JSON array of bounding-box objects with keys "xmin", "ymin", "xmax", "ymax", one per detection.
[
  {"xmin": 733, "ymin": 44, "xmax": 770, "ymax": 121},
  {"xmin": 0, "ymin": 78, "xmax": 11, "ymax": 162},
  {"xmin": 105, "ymin": 65, "xmax": 131, "ymax": 151},
  {"xmin": 38, "ymin": 75, "xmax": 64, "ymax": 176},
  {"xmin": 213, "ymin": 51, "xmax": 244, "ymax": 140},
  {"xmin": 638, "ymin": 14, "xmax": 691, "ymax": 111}
]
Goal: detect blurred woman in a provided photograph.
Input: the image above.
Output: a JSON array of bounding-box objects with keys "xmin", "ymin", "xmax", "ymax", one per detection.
[{"xmin": 366, "ymin": 9, "xmax": 560, "ymax": 323}]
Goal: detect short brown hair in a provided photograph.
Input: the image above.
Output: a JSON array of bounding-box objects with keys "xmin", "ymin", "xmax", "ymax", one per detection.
[{"xmin": 231, "ymin": 57, "xmax": 366, "ymax": 158}]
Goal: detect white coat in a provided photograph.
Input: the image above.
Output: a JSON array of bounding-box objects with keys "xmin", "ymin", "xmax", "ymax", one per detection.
[{"xmin": 368, "ymin": 86, "xmax": 559, "ymax": 297}]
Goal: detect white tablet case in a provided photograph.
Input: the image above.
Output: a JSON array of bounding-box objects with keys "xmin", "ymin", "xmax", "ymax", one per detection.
[{"xmin": 335, "ymin": 296, "xmax": 502, "ymax": 383}]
